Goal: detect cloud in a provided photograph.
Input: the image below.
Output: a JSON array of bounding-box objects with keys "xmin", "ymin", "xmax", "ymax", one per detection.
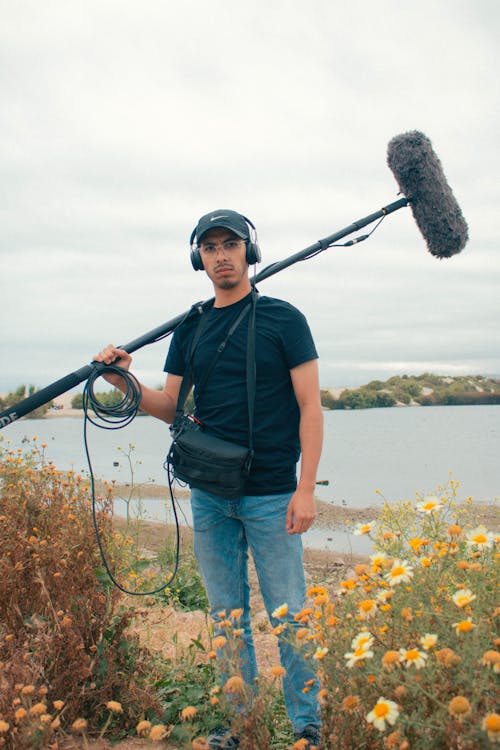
[{"xmin": 1, "ymin": 0, "xmax": 499, "ymax": 396}]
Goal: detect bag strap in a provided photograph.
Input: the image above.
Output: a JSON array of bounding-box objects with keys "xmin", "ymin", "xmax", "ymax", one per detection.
[{"xmin": 174, "ymin": 292, "xmax": 257, "ymax": 450}]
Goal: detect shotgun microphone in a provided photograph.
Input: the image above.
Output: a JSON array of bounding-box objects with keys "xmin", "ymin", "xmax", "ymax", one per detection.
[{"xmin": 387, "ymin": 130, "xmax": 469, "ymax": 258}]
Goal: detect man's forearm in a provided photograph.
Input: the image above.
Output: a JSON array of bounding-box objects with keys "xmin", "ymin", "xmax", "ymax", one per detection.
[{"xmin": 297, "ymin": 402, "xmax": 324, "ymax": 491}]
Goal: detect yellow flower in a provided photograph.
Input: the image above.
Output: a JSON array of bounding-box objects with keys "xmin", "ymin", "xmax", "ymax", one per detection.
[
  {"xmin": 0, "ymin": 721, "xmax": 10, "ymax": 733},
  {"xmin": 453, "ymin": 618, "xmax": 476, "ymax": 635},
  {"xmin": 408, "ymin": 537, "xmax": 427, "ymax": 553},
  {"xmin": 272, "ymin": 603, "xmax": 288, "ymax": 619},
  {"xmin": 448, "ymin": 696, "xmax": 471, "ymax": 722},
  {"xmin": 357, "ymin": 599, "xmax": 378, "ymax": 620},
  {"xmin": 353, "ymin": 521, "xmax": 376, "ymax": 535},
  {"xmin": 313, "ymin": 647, "xmax": 329, "ymax": 660},
  {"xmin": 136, "ymin": 720, "xmax": 152, "ymax": 737},
  {"xmin": 181, "ymin": 706, "xmax": 198, "ymax": 721},
  {"xmin": 229, "ymin": 608, "xmax": 244, "ymax": 621},
  {"xmin": 351, "ymin": 631, "xmax": 374, "ymax": 651},
  {"xmin": 52, "ymin": 700, "xmax": 65, "ymax": 711},
  {"xmin": 385, "ymin": 560, "xmax": 413, "ymax": 587},
  {"xmin": 416, "ymin": 495, "xmax": 443, "ymax": 514},
  {"xmin": 149, "ymin": 724, "xmax": 171, "ymax": 741},
  {"xmin": 399, "ymin": 648, "xmax": 427, "ymax": 670},
  {"xmin": 447, "ymin": 524, "xmax": 463, "ymax": 538},
  {"xmin": 366, "ymin": 697, "xmax": 400, "ymax": 732},
  {"xmin": 344, "ymin": 644, "xmax": 374, "ymax": 669},
  {"xmin": 482, "ymin": 713, "xmax": 500, "ymax": 743},
  {"xmin": 106, "ymin": 701, "xmax": 123, "ymax": 713},
  {"xmin": 451, "ymin": 588, "xmax": 476, "ymax": 608},
  {"xmin": 21, "ymin": 685, "xmax": 35, "ymax": 695},
  {"xmin": 307, "ymin": 585, "xmax": 328, "ymax": 597},
  {"xmin": 419, "ymin": 633, "xmax": 438, "ymax": 650},
  {"xmin": 466, "ymin": 525, "xmax": 494, "ymax": 549},
  {"xmin": 481, "ymin": 650, "xmax": 500, "ymax": 673},
  {"xmin": 370, "ymin": 551, "xmax": 388, "ymax": 569}
]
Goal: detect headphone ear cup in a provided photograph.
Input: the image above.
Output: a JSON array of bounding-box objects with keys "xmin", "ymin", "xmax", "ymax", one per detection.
[
  {"xmin": 189, "ymin": 228, "xmax": 204, "ymax": 271},
  {"xmin": 190, "ymin": 247, "xmax": 204, "ymax": 271},
  {"xmin": 246, "ymin": 241, "xmax": 261, "ymax": 265}
]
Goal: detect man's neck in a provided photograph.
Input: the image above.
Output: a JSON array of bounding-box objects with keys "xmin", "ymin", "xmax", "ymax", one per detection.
[{"xmin": 213, "ymin": 280, "xmax": 252, "ymax": 307}]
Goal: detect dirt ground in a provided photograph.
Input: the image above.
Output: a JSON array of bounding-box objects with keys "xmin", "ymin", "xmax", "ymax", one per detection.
[{"xmin": 59, "ymin": 493, "xmax": 499, "ymax": 750}]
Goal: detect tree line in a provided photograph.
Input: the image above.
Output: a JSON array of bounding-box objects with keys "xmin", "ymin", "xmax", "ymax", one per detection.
[{"xmin": 321, "ymin": 373, "xmax": 500, "ymax": 410}]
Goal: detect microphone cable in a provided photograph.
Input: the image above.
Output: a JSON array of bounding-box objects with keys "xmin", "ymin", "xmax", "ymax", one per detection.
[{"xmin": 82, "ymin": 363, "xmax": 181, "ymax": 596}]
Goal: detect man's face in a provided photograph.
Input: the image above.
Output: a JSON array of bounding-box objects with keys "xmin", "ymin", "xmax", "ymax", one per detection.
[{"xmin": 199, "ymin": 228, "xmax": 249, "ymax": 290}]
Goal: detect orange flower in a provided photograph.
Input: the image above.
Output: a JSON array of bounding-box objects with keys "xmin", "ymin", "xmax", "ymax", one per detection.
[
  {"xmin": 192, "ymin": 739, "xmax": 210, "ymax": 750},
  {"xmin": 482, "ymin": 713, "xmax": 500, "ymax": 743},
  {"xmin": 181, "ymin": 706, "xmax": 198, "ymax": 721},
  {"xmin": 481, "ymin": 650, "xmax": 500, "ymax": 673},
  {"xmin": 136, "ymin": 720, "xmax": 152, "ymax": 737},
  {"xmin": 72, "ymin": 718, "xmax": 88, "ymax": 733},
  {"xmin": 453, "ymin": 618, "xmax": 475, "ymax": 635},
  {"xmin": 448, "ymin": 696, "xmax": 471, "ymax": 722},
  {"xmin": 212, "ymin": 635, "xmax": 227, "ymax": 650},
  {"xmin": 29, "ymin": 703, "xmax": 47, "ymax": 716},
  {"xmin": 382, "ymin": 651, "xmax": 401, "ymax": 671},
  {"xmin": 341, "ymin": 695, "xmax": 360, "ymax": 712},
  {"xmin": 223, "ymin": 675, "xmax": 245, "ymax": 694},
  {"xmin": 14, "ymin": 708, "xmax": 27, "ymax": 722},
  {"xmin": 149, "ymin": 724, "xmax": 171, "ymax": 741},
  {"xmin": 436, "ymin": 648, "xmax": 461, "ymax": 667},
  {"xmin": 270, "ymin": 665, "xmax": 286, "ymax": 678}
]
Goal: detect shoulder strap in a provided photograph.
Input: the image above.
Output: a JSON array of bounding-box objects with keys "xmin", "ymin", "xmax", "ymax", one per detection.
[{"xmin": 174, "ymin": 296, "xmax": 255, "ymax": 428}]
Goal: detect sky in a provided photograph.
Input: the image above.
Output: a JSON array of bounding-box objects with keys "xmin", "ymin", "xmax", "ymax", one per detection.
[{"xmin": 1, "ymin": 0, "xmax": 499, "ymax": 398}]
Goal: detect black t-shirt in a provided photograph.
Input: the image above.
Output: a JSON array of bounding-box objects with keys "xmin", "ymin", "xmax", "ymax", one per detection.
[{"xmin": 164, "ymin": 292, "xmax": 318, "ymax": 494}]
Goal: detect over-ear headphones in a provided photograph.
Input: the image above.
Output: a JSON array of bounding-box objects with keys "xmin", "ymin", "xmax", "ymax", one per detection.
[{"xmin": 189, "ymin": 210, "xmax": 262, "ymax": 271}]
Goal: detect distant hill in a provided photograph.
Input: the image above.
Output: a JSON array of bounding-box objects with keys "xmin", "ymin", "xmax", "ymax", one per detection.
[{"xmin": 321, "ymin": 374, "xmax": 500, "ymax": 410}]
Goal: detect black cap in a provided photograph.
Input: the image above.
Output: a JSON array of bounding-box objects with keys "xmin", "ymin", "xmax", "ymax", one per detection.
[{"xmin": 192, "ymin": 209, "xmax": 250, "ymax": 244}]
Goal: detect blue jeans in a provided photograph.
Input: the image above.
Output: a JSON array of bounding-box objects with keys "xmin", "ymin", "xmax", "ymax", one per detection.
[{"xmin": 190, "ymin": 488, "xmax": 320, "ymax": 734}]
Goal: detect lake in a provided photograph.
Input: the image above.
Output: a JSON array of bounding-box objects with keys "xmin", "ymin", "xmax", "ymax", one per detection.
[{"xmin": 1, "ymin": 405, "xmax": 498, "ymax": 554}]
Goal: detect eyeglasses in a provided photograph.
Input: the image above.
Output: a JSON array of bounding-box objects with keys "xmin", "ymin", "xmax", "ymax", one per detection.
[{"xmin": 199, "ymin": 239, "xmax": 244, "ymax": 255}]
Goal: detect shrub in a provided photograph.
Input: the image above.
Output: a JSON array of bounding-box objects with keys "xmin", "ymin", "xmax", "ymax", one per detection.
[
  {"xmin": 0, "ymin": 439, "xmax": 163, "ymax": 748},
  {"xmin": 280, "ymin": 481, "xmax": 499, "ymax": 749}
]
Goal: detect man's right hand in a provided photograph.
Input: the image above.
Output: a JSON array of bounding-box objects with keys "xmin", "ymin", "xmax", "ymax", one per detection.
[{"xmin": 93, "ymin": 345, "xmax": 132, "ymax": 388}]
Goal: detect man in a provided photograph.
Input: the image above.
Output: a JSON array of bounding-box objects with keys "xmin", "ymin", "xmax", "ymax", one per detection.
[{"xmin": 94, "ymin": 210, "xmax": 323, "ymax": 749}]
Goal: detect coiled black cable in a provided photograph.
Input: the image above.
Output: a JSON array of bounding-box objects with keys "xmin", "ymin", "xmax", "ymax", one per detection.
[{"xmin": 83, "ymin": 363, "xmax": 180, "ymax": 596}]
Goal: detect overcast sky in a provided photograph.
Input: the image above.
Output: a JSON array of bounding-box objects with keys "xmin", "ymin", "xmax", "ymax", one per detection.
[{"xmin": 1, "ymin": 0, "xmax": 499, "ymax": 397}]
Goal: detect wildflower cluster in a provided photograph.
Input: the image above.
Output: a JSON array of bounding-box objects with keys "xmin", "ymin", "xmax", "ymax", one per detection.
[{"xmin": 281, "ymin": 482, "xmax": 499, "ymax": 749}]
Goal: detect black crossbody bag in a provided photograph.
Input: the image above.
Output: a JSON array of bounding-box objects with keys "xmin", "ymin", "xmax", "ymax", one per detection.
[{"xmin": 167, "ymin": 292, "xmax": 257, "ymax": 499}]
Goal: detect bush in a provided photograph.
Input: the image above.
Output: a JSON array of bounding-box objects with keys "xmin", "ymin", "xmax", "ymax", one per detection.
[
  {"xmin": 0, "ymin": 439, "xmax": 163, "ymax": 748},
  {"xmin": 282, "ymin": 481, "xmax": 500, "ymax": 748}
]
